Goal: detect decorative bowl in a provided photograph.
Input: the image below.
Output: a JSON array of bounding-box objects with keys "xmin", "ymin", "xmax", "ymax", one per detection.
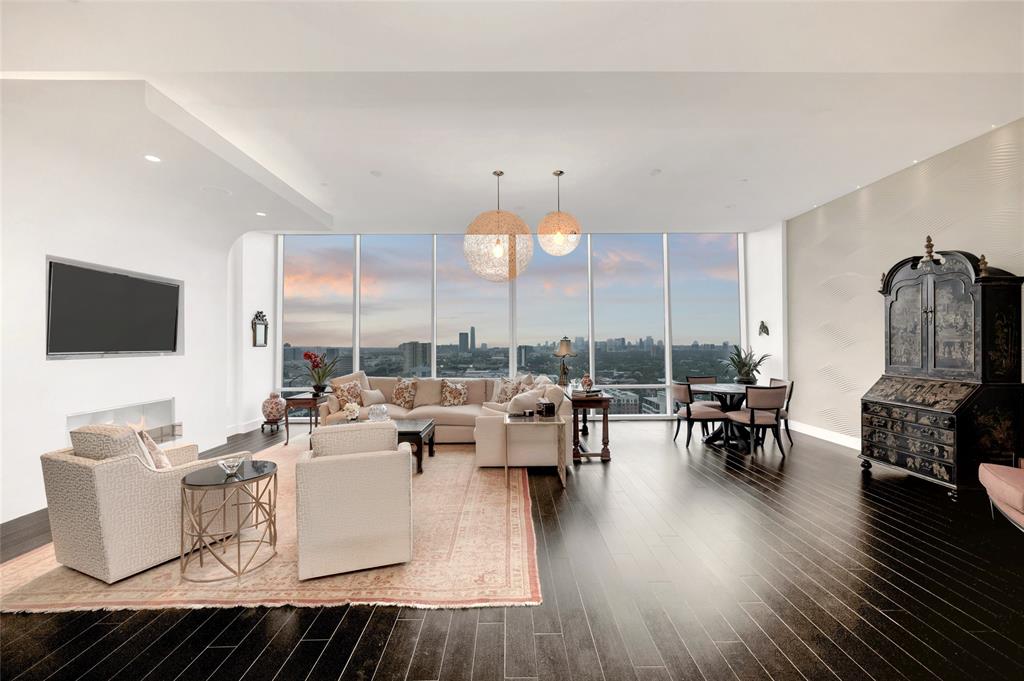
[
  {"xmin": 368, "ymin": 404, "xmax": 390, "ymax": 421},
  {"xmin": 218, "ymin": 457, "xmax": 243, "ymax": 476}
]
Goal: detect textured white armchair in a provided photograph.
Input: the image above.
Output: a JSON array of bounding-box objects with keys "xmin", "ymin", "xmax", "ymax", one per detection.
[
  {"xmin": 473, "ymin": 385, "xmax": 573, "ymax": 468},
  {"xmin": 295, "ymin": 421, "xmax": 413, "ymax": 580},
  {"xmin": 41, "ymin": 431, "xmax": 251, "ymax": 584}
]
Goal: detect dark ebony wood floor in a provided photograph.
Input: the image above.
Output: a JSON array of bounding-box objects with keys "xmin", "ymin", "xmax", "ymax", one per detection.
[{"xmin": 3, "ymin": 422, "xmax": 1024, "ymax": 681}]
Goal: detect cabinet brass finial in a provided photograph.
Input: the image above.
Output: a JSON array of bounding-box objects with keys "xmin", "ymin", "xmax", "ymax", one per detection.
[
  {"xmin": 979, "ymin": 254, "xmax": 989, "ymax": 277},
  {"xmin": 924, "ymin": 235, "xmax": 934, "ymax": 261}
]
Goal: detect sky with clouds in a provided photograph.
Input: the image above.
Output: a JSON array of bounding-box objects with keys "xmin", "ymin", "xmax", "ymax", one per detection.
[{"xmin": 283, "ymin": 233, "xmax": 739, "ymax": 349}]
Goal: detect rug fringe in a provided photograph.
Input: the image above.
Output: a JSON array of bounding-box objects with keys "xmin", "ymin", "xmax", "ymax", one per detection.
[{"xmin": 1, "ymin": 597, "xmax": 543, "ymax": 614}]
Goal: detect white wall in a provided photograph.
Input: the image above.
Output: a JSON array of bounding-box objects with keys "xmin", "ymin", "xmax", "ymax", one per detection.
[
  {"xmin": 743, "ymin": 223, "xmax": 787, "ymax": 383},
  {"xmin": 0, "ymin": 80, "xmax": 316, "ymax": 523},
  {"xmin": 226, "ymin": 232, "xmax": 279, "ymax": 436},
  {"xmin": 786, "ymin": 120, "xmax": 1024, "ymax": 445}
]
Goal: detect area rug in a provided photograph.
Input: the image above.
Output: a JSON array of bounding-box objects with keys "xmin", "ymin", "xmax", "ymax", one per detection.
[{"xmin": 0, "ymin": 441, "xmax": 540, "ymax": 612}]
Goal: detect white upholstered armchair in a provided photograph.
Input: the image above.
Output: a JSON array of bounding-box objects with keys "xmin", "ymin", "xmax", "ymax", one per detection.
[
  {"xmin": 295, "ymin": 421, "xmax": 413, "ymax": 580},
  {"xmin": 41, "ymin": 427, "xmax": 251, "ymax": 584}
]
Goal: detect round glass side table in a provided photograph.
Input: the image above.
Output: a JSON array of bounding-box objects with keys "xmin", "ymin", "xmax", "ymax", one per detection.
[{"xmin": 180, "ymin": 460, "xmax": 278, "ymax": 582}]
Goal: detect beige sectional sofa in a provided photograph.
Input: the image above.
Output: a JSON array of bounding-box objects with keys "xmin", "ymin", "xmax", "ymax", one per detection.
[{"xmin": 318, "ymin": 373, "xmax": 503, "ymax": 443}]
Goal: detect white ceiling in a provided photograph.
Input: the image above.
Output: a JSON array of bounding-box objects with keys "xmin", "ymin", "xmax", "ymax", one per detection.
[{"xmin": 3, "ymin": 1, "xmax": 1023, "ymax": 234}]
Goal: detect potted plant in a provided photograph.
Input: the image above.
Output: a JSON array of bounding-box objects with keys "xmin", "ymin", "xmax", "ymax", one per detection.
[
  {"xmin": 303, "ymin": 351, "xmax": 340, "ymax": 395},
  {"xmin": 720, "ymin": 345, "xmax": 770, "ymax": 385}
]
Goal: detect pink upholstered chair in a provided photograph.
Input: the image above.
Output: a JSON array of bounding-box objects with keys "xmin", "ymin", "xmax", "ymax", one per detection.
[
  {"xmin": 769, "ymin": 378, "xmax": 795, "ymax": 444},
  {"xmin": 686, "ymin": 375, "xmax": 718, "ymax": 402},
  {"xmin": 671, "ymin": 383, "xmax": 725, "ymax": 446},
  {"xmin": 979, "ymin": 458, "xmax": 1024, "ymax": 533},
  {"xmin": 725, "ymin": 385, "xmax": 788, "ymax": 456}
]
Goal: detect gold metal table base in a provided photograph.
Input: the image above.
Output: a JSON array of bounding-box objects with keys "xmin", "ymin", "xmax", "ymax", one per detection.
[{"xmin": 180, "ymin": 472, "xmax": 277, "ymax": 582}]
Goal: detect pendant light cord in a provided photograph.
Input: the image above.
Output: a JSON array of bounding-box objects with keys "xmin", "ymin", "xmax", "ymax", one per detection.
[{"xmin": 557, "ymin": 173, "xmax": 561, "ymax": 212}]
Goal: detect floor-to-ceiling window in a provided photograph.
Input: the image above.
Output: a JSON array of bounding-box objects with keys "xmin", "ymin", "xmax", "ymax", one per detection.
[
  {"xmin": 590, "ymin": 234, "xmax": 667, "ymax": 413},
  {"xmin": 360, "ymin": 235, "xmax": 433, "ymax": 377},
  {"xmin": 669, "ymin": 234, "xmax": 741, "ymax": 382},
  {"xmin": 514, "ymin": 242, "xmax": 589, "ymax": 381},
  {"xmin": 435, "ymin": 235, "xmax": 509, "ymax": 378},
  {"xmin": 278, "ymin": 232, "xmax": 744, "ymax": 416},
  {"xmin": 281, "ymin": 235, "xmax": 355, "ymax": 388}
]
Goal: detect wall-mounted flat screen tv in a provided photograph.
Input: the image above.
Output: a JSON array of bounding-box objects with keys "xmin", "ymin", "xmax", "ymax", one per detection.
[{"xmin": 47, "ymin": 260, "xmax": 181, "ymax": 355}]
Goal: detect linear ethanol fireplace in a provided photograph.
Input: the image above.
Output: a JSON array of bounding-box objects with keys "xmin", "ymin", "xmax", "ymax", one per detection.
[{"xmin": 66, "ymin": 398, "xmax": 182, "ymax": 444}]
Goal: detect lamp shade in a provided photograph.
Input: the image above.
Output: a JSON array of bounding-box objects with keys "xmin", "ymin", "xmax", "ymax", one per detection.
[
  {"xmin": 464, "ymin": 209, "xmax": 533, "ymax": 282},
  {"xmin": 554, "ymin": 336, "xmax": 576, "ymax": 357},
  {"xmin": 537, "ymin": 211, "xmax": 581, "ymax": 256}
]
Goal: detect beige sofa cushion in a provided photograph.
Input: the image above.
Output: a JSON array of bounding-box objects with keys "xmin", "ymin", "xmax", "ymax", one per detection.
[
  {"xmin": 406, "ymin": 404, "xmax": 484, "ymax": 428},
  {"xmin": 509, "ymin": 388, "xmax": 546, "ymax": 414},
  {"xmin": 465, "ymin": 379, "xmax": 489, "ymax": 405},
  {"xmin": 361, "ymin": 388, "xmax": 386, "ymax": 406},
  {"xmin": 414, "ymin": 378, "xmax": 443, "ymax": 407},
  {"xmin": 369, "ymin": 376, "xmax": 400, "ymax": 400},
  {"xmin": 70, "ymin": 424, "xmax": 146, "ymax": 461},
  {"xmin": 329, "ymin": 370, "xmax": 370, "ymax": 392}
]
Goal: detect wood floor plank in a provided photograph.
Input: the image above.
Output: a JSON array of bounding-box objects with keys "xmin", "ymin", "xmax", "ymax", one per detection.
[
  {"xmin": 535, "ymin": 633, "xmax": 573, "ymax": 681},
  {"xmin": 406, "ymin": 609, "xmax": 453, "ymax": 681},
  {"xmin": 75, "ymin": 609, "xmax": 191, "ymax": 681},
  {"xmin": 339, "ymin": 606, "xmax": 400, "ymax": 681},
  {"xmin": 504, "ymin": 606, "xmax": 536, "ymax": 678},
  {"xmin": 239, "ymin": 607, "xmax": 323, "ymax": 681},
  {"xmin": 369, "ymin": 617, "xmax": 422, "ymax": 681},
  {"xmin": 306, "ymin": 604, "xmax": 374, "ymax": 681},
  {"xmin": 438, "ymin": 609, "xmax": 478, "ymax": 681},
  {"xmin": 471, "ymin": 621, "xmax": 504, "ymax": 681}
]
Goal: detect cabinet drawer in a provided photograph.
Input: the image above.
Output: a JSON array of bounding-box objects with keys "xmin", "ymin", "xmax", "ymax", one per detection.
[
  {"xmin": 916, "ymin": 410, "xmax": 955, "ymax": 430},
  {"xmin": 863, "ymin": 428, "xmax": 954, "ymax": 461},
  {"xmin": 902, "ymin": 422, "xmax": 955, "ymax": 445},
  {"xmin": 863, "ymin": 443, "xmax": 955, "ymax": 484},
  {"xmin": 862, "ymin": 414, "xmax": 905, "ymax": 433},
  {"xmin": 862, "ymin": 402, "xmax": 915, "ymax": 421}
]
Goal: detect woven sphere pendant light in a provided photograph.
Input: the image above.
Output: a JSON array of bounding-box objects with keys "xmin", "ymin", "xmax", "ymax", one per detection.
[
  {"xmin": 464, "ymin": 171, "xmax": 533, "ymax": 282},
  {"xmin": 537, "ymin": 170, "xmax": 581, "ymax": 256}
]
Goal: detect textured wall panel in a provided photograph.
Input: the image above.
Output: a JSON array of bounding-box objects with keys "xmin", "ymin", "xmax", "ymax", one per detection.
[{"xmin": 787, "ymin": 121, "xmax": 1024, "ymax": 440}]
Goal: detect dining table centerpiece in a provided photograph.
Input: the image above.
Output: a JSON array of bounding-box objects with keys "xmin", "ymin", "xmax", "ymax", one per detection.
[{"xmin": 721, "ymin": 345, "xmax": 771, "ymax": 385}]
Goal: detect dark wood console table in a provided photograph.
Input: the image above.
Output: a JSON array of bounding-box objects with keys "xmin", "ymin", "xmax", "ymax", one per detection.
[
  {"xmin": 284, "ymin": 392, "xmax": 327, "ymax": 445},
  {"xmin": 566, "ymin": 392, "xmax": 611, "ymax": 462}
]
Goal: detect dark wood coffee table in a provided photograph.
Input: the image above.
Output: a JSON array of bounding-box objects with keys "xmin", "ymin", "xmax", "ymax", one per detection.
[{"xmin": 393, "ymin": 419, "xmax": 435, "ymax": 474}]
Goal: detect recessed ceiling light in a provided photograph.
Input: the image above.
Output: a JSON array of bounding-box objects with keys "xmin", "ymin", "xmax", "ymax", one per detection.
[
  {"xmin": 856, "ymin": 185, "xmax": 862, "ymax": 189},
  {"xmin": 144, "ymin": 154, "xmax": 161, "ymax": 163},
  {"xmin": 649, "ymin": 168, "xmax": 662, "ymax": 176},
  {"xmin": 991, "ymin": 124, "xmax": 997, "ymax": 128},
  {"xmin": 369, "ymin": 170, "xmax": 383, "ymax": 178},
  {"xmin": 813, "ymin": 204, "xmax": 819, "ymax": 208},
  {"xmin": 912, "ymin": 160, "xmax": 918, "ymax": 164},
  {"xmin": 255, "ymin": 211, "xmax": 267, "ymax": 217}
]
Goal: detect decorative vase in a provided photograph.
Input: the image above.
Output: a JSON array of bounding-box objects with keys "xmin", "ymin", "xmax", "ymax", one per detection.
[
  {"xmin": 312, "ymin": 383, "xmax": 327, "ymax": 396},
  {"xmin": 581, "ymin": 372, "xmax": 594, "ymax": 391},
  {"xmin": 735, "ymin": 375, "xmax": 757, "ymax": 385},
  {"xmin": 368, "ymin": 404, "xmax": 390, "ymax": 422},
  {"xmin": 261, "ymin": 392, "xmax": 286, "ymax": 423}
]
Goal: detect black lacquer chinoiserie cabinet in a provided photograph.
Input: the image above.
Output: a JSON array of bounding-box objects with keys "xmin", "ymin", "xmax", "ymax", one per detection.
[{"xmin": 860, "ymin": 243, "xmax": 1023, "ymax": 500}]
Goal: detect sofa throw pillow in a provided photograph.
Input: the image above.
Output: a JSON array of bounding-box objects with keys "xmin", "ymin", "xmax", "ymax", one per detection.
[
  {"xmin": 137, "ymin": 430, "xmax": 172, "ymax": 469},
  {"xmin": 361, "ymin": 388, "xmax": 386, "ymax": 406},
  {"xmin": 328, "ymin": 370, "xmax": 370, "ymax": 392},
  {"xmin": 492, "ymin": 377, "xmax": 519, "ymax": 403},
  {"xmin": 333, "ymin": 380, "xmax": 363, "ymax": 407},
  {"xmin": 509, "ymin": 388, "xmax": 546, "ymax": 414},
  {"xmin": 414, "ymin": 378, "xmax": 443, "ymax": 407},
  {"xmin": 440, "ymin": 379, "xmax": 468, "ymax": 406},
  {"xmin": 392, "ymin": 378, "xmax": 417, "ymax": 408}
]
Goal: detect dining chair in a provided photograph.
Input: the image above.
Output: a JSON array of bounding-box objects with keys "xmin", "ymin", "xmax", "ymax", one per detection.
[
  {"xmin": 686, "ymin": 375, "xmax": 717, "ymax": 402},
  {"xmin": 769, "ymin": 378, "xmax": 795, "ymax": 444},
  {"xmin": 671, "ymin": 383, "xmax": 725, "ymax": 446},
  {"xmin": 724, "ymin": 385, "xmax": 788, "ymax": 456}
]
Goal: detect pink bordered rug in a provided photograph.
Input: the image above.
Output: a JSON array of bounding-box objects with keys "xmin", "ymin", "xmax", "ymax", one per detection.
[{"xmin": 1, "ymin": 442, "xmax": 541, "ymax": 612}]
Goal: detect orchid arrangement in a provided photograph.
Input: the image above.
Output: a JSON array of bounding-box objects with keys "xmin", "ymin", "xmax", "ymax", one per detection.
[{"xmin": 303, "ymin": 351, "xmax": 340, "ymax": 388}]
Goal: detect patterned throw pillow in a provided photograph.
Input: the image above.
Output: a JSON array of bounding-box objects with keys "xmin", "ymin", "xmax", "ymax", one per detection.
[
  {"xmin": 493, "ymin": 377, "xmax": 519, "ymax": 403},
  {"xmin": 333, "ymin": 380, "xmax": 363, "ymax": 407},
  {"xmin": 392, "ymin": 378, "xmax": 417, "ymax": 408},
  {"xmin": 138, "ymin": 430, "xmax": 172, "ymax": 469},
  {"xmin": 440, "ymin": 379, "xmax": 468, "ymax": 407}
]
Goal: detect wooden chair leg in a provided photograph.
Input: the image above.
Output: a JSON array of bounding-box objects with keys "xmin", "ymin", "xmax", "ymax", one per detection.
[
  {"xmin": 784, "ymin": 419, "xmax": 793, "ymax": 444},
  {"xmin": 749, "ymin": 426, "xmax": 755, "ymax": 455},
  {"xmin": 673, "ymin": 418, "xmax": 682, "ymax": 441},
  {"xmin": 773, "ymin": 426, "xmax": 786, "ymax": 457},
  {"xmin": 686, "ymin": 420, "xmax": 694, "ymax": 447}
]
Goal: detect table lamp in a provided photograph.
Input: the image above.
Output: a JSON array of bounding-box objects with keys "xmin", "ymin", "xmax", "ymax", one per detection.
[{"xmin": 553, "ymin": 336, "xmax": 577, "ymax": 387}]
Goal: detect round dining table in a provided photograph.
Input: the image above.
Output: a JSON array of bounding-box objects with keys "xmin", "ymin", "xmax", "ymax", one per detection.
[{"xmin": 689, "ymin": 383, "xmax": 750, "ymax": 446}]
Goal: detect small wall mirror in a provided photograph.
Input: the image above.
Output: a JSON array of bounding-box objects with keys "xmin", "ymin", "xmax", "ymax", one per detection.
[{"xmin": 252, "ymin": 311, "xmax": 269, "ymax": 347}]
